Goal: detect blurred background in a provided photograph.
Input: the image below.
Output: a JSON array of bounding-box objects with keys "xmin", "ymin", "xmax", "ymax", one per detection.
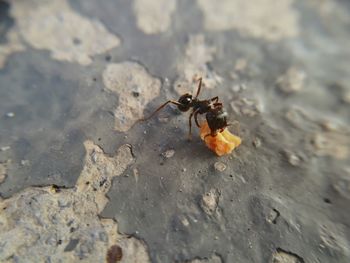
[{"xmin": 0, "ymin": 0, "xmax": 349, "ymax": 262}]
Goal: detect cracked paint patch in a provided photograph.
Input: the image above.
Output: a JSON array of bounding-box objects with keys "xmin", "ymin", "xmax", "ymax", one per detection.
[
  {"xmin": 133, "ymin": 0, "xmax": 176, "ymax": 34},
  {"xmin": 197, "ymin": 0, "xmax": 299, "ymax": 41},
  {"xmin": 0, "ymin": 161, "xmax": 9, "ymax": 184},
  {"xmin": 174, "ymin": 34, "xmax": 222, "ymax": 95},
  {"xmin": 0, "ymin": 141, "xmax": 151, "ymax": 262},
  {"xmin": 276, "ymin": 67, "xmax": 306, "ymax": 94},
  {"xmin": 102, "ymin": 61, "xmax": 161, "ymax": 132},
  {"xmin": 8, "ymin": 0, "xmax": 120, "ymax": 65}
]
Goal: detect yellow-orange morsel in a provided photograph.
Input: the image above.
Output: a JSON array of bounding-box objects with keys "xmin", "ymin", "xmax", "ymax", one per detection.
[{"xmin": 200, "ymin": 121, "xmax": 242, "ymax": 156}]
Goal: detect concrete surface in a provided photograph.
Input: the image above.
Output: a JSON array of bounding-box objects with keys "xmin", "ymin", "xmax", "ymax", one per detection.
[{"xmin": 0, "ymin": 0, "xmax": 350, "ymax": 262}]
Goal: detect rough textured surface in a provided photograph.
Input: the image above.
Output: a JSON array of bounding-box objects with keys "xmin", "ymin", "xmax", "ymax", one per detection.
[{"xmin": 0, "ymin": 0, "xmax": 350, "ymax": 262}]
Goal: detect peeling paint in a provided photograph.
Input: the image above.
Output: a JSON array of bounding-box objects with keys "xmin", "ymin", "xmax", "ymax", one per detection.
[
  {"xmin": 103, "ymin": 61, "xmax": 161, "ymax": 132},
  {"xmin": 174, "ymin": 34, "xmax": 222, "ymax": 95},
  {"xmin": 133, "ymin": 0, "xmax": 176, "ymax": 34},
  {"xmin": 311, "ymin": 130, "xmax": 349, "ymax": 160},
  {"xmin": 0, "ymin": 29, "xmax": 25, "ymax": 69},
  {"xmin": 182, "ymin": 254, "xmax": 223, "ymax": 263},
  {"xmin": 0, "ymin": 141, "xmax": 151, "ymax": 262},
  {"xmin": 8, "ymin": 0, "xmax": 120, "ymax": 65},
  {"xmin": 197, "ymin": 0, "xmax": 299, "ymax": 41},
  {"xmin": 271, "ymin": 248, "xmax": 304, "ymax": 263}
]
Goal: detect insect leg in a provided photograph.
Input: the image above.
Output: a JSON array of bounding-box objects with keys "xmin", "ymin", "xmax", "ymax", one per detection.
[
  {"xmin": 188, "ymin": 110, "xmax": 195, "ymax": 141},
  {"xmin": 194, "ymin": 110, "xmax": 201, "ymax": 127},
  {"xmin": 194, "ymin": 77, "xmax": 203, "ymax": 98},
  {"xmin": 204, "ymin": 130, "xmax": 218, "ymax": 139},
  {"xmin": 139, "ymin": 100, "xmax": 182, "ymax": 121},
  {"xmin": 210, "ymin": 96, "xmax": 219, "ymax": 103}
]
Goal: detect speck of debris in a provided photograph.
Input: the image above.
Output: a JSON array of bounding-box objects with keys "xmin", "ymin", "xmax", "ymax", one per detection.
[
  {"xmin": 214, "ymin": 162, "xmax": 226, "ymax": 172},
  {"xmin": 266, "ymin": 208, "xmax": 280, "ymax": 224},
  {"xmin": 64, "ymin": 239, "xmax": 80, "ymax": 252},
  {"xmin": 106, "ymin": 245, "xmax": 123, "ymax": 263},
  {"xmin": 163, "ymin": 149, "xmax": 175, "ymax": 158}
]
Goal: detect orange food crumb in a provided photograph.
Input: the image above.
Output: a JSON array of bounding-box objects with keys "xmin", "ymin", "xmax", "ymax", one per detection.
[{"xmin": 200, "ymin": 121, "xmax": 242, "ymax": 156}]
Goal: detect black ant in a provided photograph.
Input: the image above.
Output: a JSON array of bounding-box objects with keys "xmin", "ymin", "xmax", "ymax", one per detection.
[{"xmin": 139, "ymin": 78, "xmax": 229, "ymax": 140}]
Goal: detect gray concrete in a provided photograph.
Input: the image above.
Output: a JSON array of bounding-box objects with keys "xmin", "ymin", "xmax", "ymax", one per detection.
[{"xmin": 0, "ymin": 0, "xmax": 350, "ymax": 262}]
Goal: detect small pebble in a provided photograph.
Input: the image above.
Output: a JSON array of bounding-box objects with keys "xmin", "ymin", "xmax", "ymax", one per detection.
[
  {"xmin": 163, "ymin": 149, "xmax": 175, "ymax": 158},
  {"xmin": 200, "ymin": 189, "xmax": 220, "ymax": 215},
  {"xmin": 182, "ymin": 167, "xmax": 187, "ymax": 172},
  {"xmin": 214, "ymin": 162, "xmax": 226, "ymax": 172},
  {"xmin": 286, "ymin": 152, "xmax": 301, "ymax": 166},
  {"xmin": 6, "ymin": 112, "xmax": 15, "ymax": 118},
  {"xmin": 21, "ymin": 160, "xmax": 30, "ymax": 166},
  {"xmin": 252, "ymin": 137, "xmax": 261, "ymax": 148},
  {"xmin": 0, "ymin": 146, "xmax": 11, "ymax": 151},
  {"xmin": 158, "ymin": 117, "xmax": 169, "ymax": 123}
]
